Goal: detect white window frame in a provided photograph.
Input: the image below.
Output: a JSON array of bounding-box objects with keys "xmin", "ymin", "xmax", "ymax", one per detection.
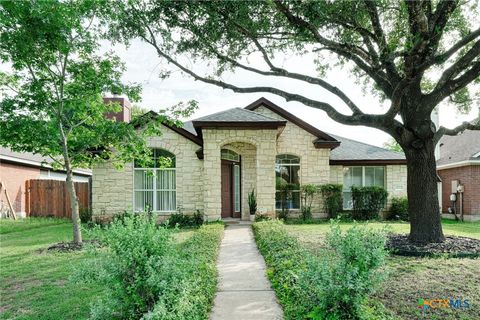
[
  {"xmin": 342, "ymin": 166, "xmax": 385, "ymax": 209},
  {"xmin": 133, "ymin": 149, "xmax": 177, "ymax": 213}
]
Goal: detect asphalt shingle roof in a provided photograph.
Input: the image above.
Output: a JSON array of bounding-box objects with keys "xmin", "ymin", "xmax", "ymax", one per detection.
[
  {"xmin": 193, "ymin": 107, "xmax": 283, "ymax": 123},
  {"xmin": 437, "ymin": 129, "xmax": 480, "ymax": 166},
  {"xmin": 329, "ymin": 134, "xmax": 405, "ymax": 160}
]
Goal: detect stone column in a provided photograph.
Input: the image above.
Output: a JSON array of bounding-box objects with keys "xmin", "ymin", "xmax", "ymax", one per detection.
[
  {"xmin": 255, "ymin": 130, "xmax": 277, "ymax": 216},
  {"xmin": 202, "ymin": 129, "xmax": 222, "ymax": 221}
]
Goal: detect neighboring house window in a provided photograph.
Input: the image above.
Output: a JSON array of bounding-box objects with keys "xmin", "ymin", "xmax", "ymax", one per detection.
[
  {"xmin": 134, "ymin": 149, "xmax": 176, "ymax": 212},
  {"xmin": 343, "ymin": 166, "xmax": 385, "ymax": 209},
  {"xmin": 275, "ymin": 154, "xmax": 300, "ymax": 209}
]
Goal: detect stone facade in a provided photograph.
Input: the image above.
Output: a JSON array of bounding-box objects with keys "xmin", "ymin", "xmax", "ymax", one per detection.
[
  {"xmin": 255, "ymin": 106, "xmax": 331, "ymax": 217},
  {"xmin": 92, "ymin": 105, "xmax": 409, "ymax": 221},
  {"xmin": 202, "ymin": 128, "xmax": 277, "ymax": 220},
  {"xmin": 92, "ymin": 124, "xmax": 203, "ymax": 217}
]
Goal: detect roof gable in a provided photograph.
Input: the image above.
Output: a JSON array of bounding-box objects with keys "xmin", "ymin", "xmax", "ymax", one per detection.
[{"xmin": 244, "ymin": 97, "xmax": 340, "ymax": 149}]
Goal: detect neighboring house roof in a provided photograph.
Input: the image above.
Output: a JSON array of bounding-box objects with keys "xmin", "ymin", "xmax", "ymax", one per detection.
[
  {"xmin": 328, "ymin": 134, "xmax": 406, "ymax": 165},
  {"xmin": 437, "ymin": 129, "xmax": 480, "ymax": 169},
  {"xmin": 245, "ymin": 97, "xmax": 340, "ymax": 149},
  {"xmin": 0, "ymin": 147, "xmax": 92, "ymax": 176}
]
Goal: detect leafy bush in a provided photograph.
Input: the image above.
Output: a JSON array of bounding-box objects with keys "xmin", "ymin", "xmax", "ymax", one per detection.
[
  {"xmin": 253, "ymin": 220, "xmax": 388, "ymax": 320},
  {"xmin": 166, "ymin": 210, "xmax": 204, "ymax": 228},
  {"xmin": 79, "ymin": 208, "xmax": 92, "ymax": 223},
  {"xmin": 300, "ymin": 184, "xmax": 318, "ymax": 220},
  {"xmin": 351, "ymin": 186, "xmax": 388, "ymax": 220},
  {"xmin": 388, "ymin": 197, "xmax": 409, "ymax": 221},
  {"xmin": 302, "ymin": 222, "xmax": 388, "ymax": 319},
  {"xmin": 254, "ymin": 213, "xmax": 272, "ymax": 222},
  {"xmin": 73, "ymin": 214, "xmax": 223, "ymax": 320},
  {"xmin": 319, "ymin": 184, "xmax": 343, "ymax": 218}
]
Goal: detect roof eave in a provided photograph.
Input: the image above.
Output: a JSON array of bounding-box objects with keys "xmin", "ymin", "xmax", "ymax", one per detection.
[{"xmin": 329, "ymin": 159, "xmax": 407, "ymax": 165}]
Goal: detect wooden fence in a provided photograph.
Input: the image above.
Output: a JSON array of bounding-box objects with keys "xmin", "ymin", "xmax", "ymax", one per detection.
[{"xmin": 25, "ymin": 180, "xmax": 90, "ymax": 218}]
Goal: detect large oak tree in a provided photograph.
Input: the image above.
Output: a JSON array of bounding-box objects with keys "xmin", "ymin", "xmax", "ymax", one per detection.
[{"xmin": 107, "ymin": 0, "xmax": 480, "ymax": 243}]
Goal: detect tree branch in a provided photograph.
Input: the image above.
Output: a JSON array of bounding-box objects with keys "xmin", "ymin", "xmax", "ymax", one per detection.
[
  {"xmin": 435, "ymin": 119, "xmax": 480, "ymax": 143},
  {"xmin": 141, "ymin": 28, "xmax": 394, "ymax": 131}
]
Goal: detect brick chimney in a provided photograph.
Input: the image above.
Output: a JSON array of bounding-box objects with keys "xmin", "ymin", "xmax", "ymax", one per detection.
[{"xmin": 103, "ymin": 96, "xmax": 131, "ymax": 122}]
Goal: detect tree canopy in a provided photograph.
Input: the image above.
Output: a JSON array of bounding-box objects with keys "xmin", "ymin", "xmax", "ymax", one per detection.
[{"xmin": 104, "ymin": 0, "xmax": 480, "ymax": 243}]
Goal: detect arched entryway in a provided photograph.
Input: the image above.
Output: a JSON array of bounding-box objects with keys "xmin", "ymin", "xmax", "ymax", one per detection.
[{"xmin": 221, "ymin": 148, "xmax": 241, "ymax": 218}]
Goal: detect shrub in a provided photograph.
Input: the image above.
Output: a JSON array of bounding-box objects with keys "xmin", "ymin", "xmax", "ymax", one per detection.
[
  {"xmin": 248, "ymin": 188, "xmax": 257, "ymax": 215},
  {"xmin": 79, "ymin": 207, "xmax": 92, "ymax": 223},
  {"xmin": 351, "ymin": 186, "xmax": 388, "ymax": 220},
  {"xmin": 166, "ymin": 210, "xmax": 204, "ymax": 228},
  {"xmin": 276, "ymin": 178, "xmax": 297, "ymax": 220},
  {"xmin": 73, "ymin": 214, "xmax": 223, "ymax": 320},
  {"xmin": 253, "ymin": 220, "xmax": 388, "ymax": 320},
  {"xmin": 254, "ymin": 213, "xmax": 272, "ymax": 222},
  {"xmin": 300, "ymin": 184, "xmax": 318, "ymax": 220},
  {"xmin": 319, "ymin": 184, "xmax": 343, "ymax": 218},
  {"xmin": 388, "ymin": 197, "xmax": 409, "ymax": 221},
  {"xmin": 301, "ymin": 222, "xmax": 388, "ymax": 319}
]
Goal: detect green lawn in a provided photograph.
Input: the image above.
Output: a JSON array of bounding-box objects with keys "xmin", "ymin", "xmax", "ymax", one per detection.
[
  {"xmin": 0, "ymin": 218, "xmax": 194, "ymax": 320},
  {"xmin": 284, "ymin": 220, "xmax": 480, "ymax": 320}
]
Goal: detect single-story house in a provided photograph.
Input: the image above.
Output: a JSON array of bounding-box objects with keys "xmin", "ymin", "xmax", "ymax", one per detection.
[
  {"xmin": 0, "ymin": 148, "xmax": 91, "ymax": 217},
  {"xmin": 437, "ymin": 129, "xmax": 480, "ymax": 221},
  {"xmin": 92, "ymin": 97, "xmax": 407, "ymax": 221}
]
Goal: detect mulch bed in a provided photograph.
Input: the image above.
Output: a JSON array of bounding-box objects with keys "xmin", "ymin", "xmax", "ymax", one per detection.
[
  {"xmin": 39, "ymin": 240, "xmax": 102, "ymax": 253},
  {"xmin": 387, "ymin": 234, "xmax": 480, "ymax": 258}
]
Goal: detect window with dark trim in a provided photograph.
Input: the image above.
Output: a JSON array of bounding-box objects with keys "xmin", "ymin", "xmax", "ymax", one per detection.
[{"xmin": 275, "ymin": 154, "xmax": 300, "ymax": 209}]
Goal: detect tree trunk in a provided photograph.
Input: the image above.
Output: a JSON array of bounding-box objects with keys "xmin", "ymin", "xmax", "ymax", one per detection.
[
  {"xmin": 404, "ymin": 140, "xmax": 445, "ymax": 243},
  {"xmin": 65, "ymin": 165, "xmax": 82, "ymax": 244}
]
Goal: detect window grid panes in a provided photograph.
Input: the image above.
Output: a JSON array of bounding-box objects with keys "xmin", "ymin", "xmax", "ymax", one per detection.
[
  {"xmin": 275, "ymin": 155, "xmax": 301, "ymax": 209},
  {"xmin": 134, "ymin": 149, "xmax": 176, "ymax": 212},
  {"xmin": 221, "ymin": 149, "xmax": 240, "ymax": 162},
  {"xmin": 343, "ymin": 166, "xmax": 385, "ymax": 210}
]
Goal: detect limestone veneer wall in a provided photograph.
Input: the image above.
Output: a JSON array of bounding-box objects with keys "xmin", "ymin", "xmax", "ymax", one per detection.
[
  {"xmin": 92, "ymin": 124, "xmax": 203, "ymax": 216},
  {"xmin": 202, "ymin": 128, "xmax": 277, "ymax": 221},
  {"xmin": 254, "ymin": 106, "xmax": 331, "ymax": 217}
]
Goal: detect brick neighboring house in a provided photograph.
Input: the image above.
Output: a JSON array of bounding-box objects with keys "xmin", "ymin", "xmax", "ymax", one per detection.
[
  {"xmin": 0, "ymin": 148, "xmax": 91, "ymax": 217},
  {"xmin": 93, "ymin": 97, "xmax": 407, "ymax": 221},
  {"xmin": 437, "ymin": 129, "xmax": 480, "ymax": 221}
]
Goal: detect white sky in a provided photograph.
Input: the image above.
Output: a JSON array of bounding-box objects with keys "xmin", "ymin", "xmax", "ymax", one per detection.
[{"xmin": 112, "ymin": 39, "xmax": 479, "ymax": 148}]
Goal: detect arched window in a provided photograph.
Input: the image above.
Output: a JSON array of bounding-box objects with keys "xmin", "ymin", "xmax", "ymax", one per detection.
[
  {"xmin": 221, "ymin": 148, "xmax": 240, "ymax": 162},
  {"xmin": 275, "ymin": 154, "xmax": 300, "ymax": 209},
  {"xmin": 134, "ymin": 149, "xmax": 176, "ymax": 212}
]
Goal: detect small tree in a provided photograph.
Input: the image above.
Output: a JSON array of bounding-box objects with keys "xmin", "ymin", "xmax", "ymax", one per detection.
[
  {"xmin": 300, "ymin": 184, "xmax": 317, "ymax": 220},
  {"xmin": 276, "ymin": 178, "xmax": 296, "ymax": 219},
  {"xmin": 319, "ymin": 184, "xmax": 343, "ymax": 219},
  {"xmin": 0, "ymin": 1, "xmax": 195, "ymax": 244}
]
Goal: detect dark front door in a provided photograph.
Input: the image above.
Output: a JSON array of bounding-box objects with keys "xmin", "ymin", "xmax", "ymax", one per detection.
[{"xmin": 221, "ymin": 161, "xmax": 233, "ymax": 218}]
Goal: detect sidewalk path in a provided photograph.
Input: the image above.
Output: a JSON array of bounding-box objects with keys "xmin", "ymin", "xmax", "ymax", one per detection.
[{"xmin": 210, "ymin": 223, "xmax": 283, "ymax": 320}]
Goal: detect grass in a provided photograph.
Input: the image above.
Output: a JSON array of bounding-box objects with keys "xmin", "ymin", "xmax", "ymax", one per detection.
[
  {"xmin": 283, "ymin": 220, "xmax": 480, "ymax": 320},
  {"xmin": 0, "ymin": 218, "xmax": 195, "ymax": 320}
]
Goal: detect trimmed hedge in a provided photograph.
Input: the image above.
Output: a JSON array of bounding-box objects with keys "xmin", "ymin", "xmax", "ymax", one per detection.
[
  {"xmin": 73, "ymin": 215, "xmax": 223, "ymax": 320},
  {"xmin": 351, "ymin": 186, "xmax": 388, "ymax": 220},
  {"xmin": 253, "ymin": 220, "xmax": 389, "ymax": 320},
  {"xmin": 388, "ymin": 197, "xmax": 409, "ymax": 221}
]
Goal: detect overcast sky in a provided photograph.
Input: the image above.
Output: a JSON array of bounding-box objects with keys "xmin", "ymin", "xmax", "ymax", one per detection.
[{"xmin": 110, "ymin": 39, "xmax": 478, "ymax": 148}]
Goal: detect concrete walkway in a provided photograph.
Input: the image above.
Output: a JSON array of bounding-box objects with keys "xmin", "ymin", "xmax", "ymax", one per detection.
[{"xmin": 210, "ymin": 223, "xmax": 283, "ymax": 320}]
